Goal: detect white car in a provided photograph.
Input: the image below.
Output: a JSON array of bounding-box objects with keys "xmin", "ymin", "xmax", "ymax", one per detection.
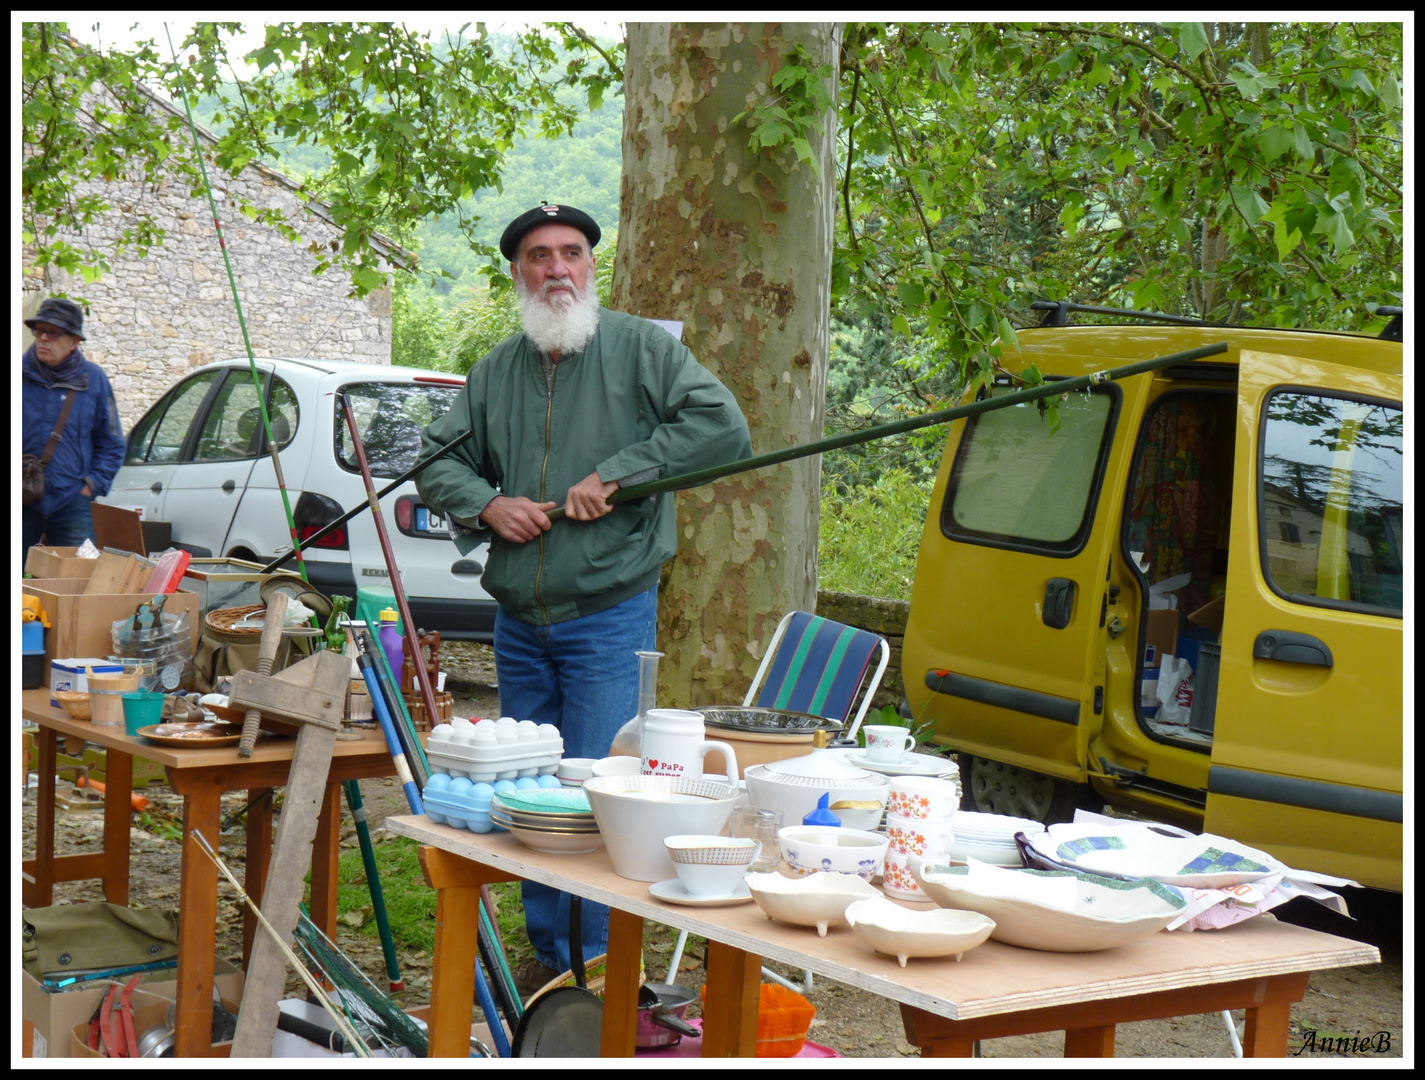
[{"xmin": 101, "ymin": 357, "xmax": 496, "ymax": 641}]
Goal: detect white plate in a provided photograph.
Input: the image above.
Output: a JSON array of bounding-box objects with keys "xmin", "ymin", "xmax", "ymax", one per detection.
[
  {"xmin": 845, "ymin": 751, "xmax": 960, "ymax": 778},
  {"xmin": 649, "ymin": 878, "xmax": 754, "ymax": 907}
]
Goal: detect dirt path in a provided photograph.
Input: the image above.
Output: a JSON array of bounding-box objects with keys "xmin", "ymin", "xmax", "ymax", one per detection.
[{"xmin": 22, "ymin": 642, "xmax": 1403, "ymax": 1058}]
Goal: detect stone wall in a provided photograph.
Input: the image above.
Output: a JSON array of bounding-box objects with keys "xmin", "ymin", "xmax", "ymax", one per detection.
[
  {"xmin": 815, "ymin": 589, "xmax": 911, "ymax": 715},
  {"xmin": 22, "ymin": 88, "xmax": 397, "ymax": 430}
]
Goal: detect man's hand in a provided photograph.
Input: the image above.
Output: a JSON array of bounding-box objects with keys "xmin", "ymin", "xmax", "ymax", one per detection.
[
  {"xmin": 479, "ymin": 495, "xmax": 557, "ymax": 542},
  {"xmin": 563, "ymin": 472, "xmax": 620, "ymax": 521}
]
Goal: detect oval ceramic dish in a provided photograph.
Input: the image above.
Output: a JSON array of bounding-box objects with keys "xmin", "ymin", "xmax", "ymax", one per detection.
[
  {"xmin": 844, "ymin": 897, "xmax": 996, "ymax": 966},
  {"xmin": 745, "ymin": 871, "xmax": 880, "ymax": 936},
  {"xmin": 909, "ymin": 857, "xmax": 1187, "ymax": 952},
  {"xmin": 488, "ymin": 812, "xmax": 605, "ymax": 855},
  {"xmin": 778, "ymin": 825, "xmax": 889, "ymax": 880}
]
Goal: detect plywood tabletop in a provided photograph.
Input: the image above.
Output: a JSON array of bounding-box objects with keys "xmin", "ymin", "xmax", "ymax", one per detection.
[{"xmin": 387, "ymin": 814, "xmax": 1380, "ymax": 1022}]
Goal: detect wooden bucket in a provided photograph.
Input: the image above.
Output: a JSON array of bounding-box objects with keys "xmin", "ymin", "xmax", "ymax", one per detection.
[
  {"xmin": 87, "ymin": 667, "xmax": 140, "ymax": 726},
  {"xmin": 402, "ymin": 691, "xmax": 454, "ymax": 732}
]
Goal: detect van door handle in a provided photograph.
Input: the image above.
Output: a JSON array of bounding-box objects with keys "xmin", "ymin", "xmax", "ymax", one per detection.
[
  {"xmin": 221, "ymin": 479, "xmax": 236, "ymax": 493},
  {"xmin": 451, "ymin": 559, "xmax": 484, "ymax": 576},
  {"xmin": 1253, "ymin": 630, "xmax": 1333, "ymax": 667},
  {"xmin": 150, "ymin": 482, "xmax": 163, "ymax": 494},
  {"xmin": 1043, "ymin": 578, "xmax": 1076, "ymax": 629}
]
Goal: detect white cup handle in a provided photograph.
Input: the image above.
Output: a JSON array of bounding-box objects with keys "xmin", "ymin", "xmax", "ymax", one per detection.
[
  {"xmin": 900, "ymin": 731, "xmax": 917, "ymax": 752},
  {"xmin": 699, "ymin": 739, "xmax": 740, "ymax": 782}
]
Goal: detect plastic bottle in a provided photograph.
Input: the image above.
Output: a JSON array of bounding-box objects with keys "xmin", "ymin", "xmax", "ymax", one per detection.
[{"xmin": 377, "ymin": 607, "xmax": 405, "ymax": 682}]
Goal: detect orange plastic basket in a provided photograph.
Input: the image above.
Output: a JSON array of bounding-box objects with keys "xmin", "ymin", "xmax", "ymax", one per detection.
[{"xmin": 698, "ymin": 981, "xmax": 817, "ymax": 1057}]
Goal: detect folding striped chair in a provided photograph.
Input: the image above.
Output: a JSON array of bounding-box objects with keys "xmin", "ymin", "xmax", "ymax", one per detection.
[
  {"xmin": 666, "ymin": 611, "xmax": 890, "ymax": 994},
  {"xmin": 744, "ymin": 610, "xmax": 891, "ymax": 741}
]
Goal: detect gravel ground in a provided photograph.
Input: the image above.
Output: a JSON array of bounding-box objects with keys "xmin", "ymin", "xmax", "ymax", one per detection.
[{"xmin": 22, "ymin": 641, "xmax": 1404, "ymax": 1059}]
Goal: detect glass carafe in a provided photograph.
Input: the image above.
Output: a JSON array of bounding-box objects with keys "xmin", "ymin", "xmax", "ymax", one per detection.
[{"xmin": 608, "ymin": 649, "xmax": 663, "ymax": 758}]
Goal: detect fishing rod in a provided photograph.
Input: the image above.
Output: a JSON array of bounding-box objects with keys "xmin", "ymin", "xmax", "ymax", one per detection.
[{"xmin": 545, "ymin": 340, "xmax": 1229, "ymax": 520}]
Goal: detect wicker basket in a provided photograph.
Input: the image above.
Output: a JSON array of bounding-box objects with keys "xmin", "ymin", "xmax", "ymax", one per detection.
[
  {"xmin": 53, "ymin": 690, "xmax": 93, "ymax": 721},
  {"xmin": 206, "ymin": 603, "xmax": 268, "ymax": 635}
]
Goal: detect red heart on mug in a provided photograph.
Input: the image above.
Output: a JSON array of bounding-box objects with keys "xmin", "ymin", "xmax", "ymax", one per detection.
[{"xmin": 648, "ymin": 759, "xmax": 659, "ymax": 769}]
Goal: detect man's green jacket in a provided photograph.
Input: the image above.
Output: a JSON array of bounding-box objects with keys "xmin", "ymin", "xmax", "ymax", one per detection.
[{"xmin": 416, "ymin": 310, "xmax": 752, "ymax": 626}]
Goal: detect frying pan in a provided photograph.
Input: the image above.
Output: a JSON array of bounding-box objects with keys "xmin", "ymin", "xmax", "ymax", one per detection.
[
  {"xmin": 510, "ymin": 896, "xmax": 604, "ymax": 1057},
  {"xmin": 635, "ymin": 982, "xmax": 701, "ymax": 1048}
]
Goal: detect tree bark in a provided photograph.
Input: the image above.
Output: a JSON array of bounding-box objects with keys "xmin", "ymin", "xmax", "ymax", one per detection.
[{"xmin": 615, "ymin": 22, "xmax": 840, "ymax": 706}]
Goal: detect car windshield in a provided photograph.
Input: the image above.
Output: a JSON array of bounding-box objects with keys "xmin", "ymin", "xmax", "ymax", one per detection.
[{"xmin": 335, "ymin": 381, "xmax": 462, "ymax": 478}]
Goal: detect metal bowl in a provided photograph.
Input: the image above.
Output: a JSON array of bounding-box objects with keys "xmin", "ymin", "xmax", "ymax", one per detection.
[{"xmin": 695, "ymin": 706, "xmax": 844, "ymax": 736}]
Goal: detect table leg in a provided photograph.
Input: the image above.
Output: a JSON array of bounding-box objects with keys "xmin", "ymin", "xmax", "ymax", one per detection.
[
  {"xmin": 599, "ymin": 909, "xmax": 645, "ymax": 1057},
  {"xmin": 1064, "ymin": 1024, "xmax": 1116, "ymax": 1057},
  {"xmin": 25, "ymin": 728, "xmax": 59, "ymax": 908},
  {"xmin": 1242, "ymin": 992, "xmax": 1297, "ymax": 1057},
  {"xmin": 700, "ymin": 940, "xmax": 761, "ymax": 1057},
  {"xmin": 243, "ymin": 788, "xmax": 274, "ymax": 967},
  {"xmin": 100, "ymin": 747, "xmax": 133, "ymax": 905},
  {"xmin": 419, "ymin": 845, "xmax": 520, "ymax": 1058},
  {"xmin": 174, "ymin": 788, "xmax": 222, "ymax": 1057},
  {"xmin": 901, "ymin": 1005, "xmax": 976, "ymax": 1057},
  {"xmin": 309, "ymin": 781, "xmax": 343, "ymax": 941}
]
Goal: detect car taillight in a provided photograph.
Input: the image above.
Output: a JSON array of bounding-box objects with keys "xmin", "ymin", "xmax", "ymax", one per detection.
[
  {"xmin": 395, "ymin": 496, "xmax": 413, "ymax": 532},
  {"xmin": 293, "ymin": 491, "xmax": 349, "ymax": 551}
]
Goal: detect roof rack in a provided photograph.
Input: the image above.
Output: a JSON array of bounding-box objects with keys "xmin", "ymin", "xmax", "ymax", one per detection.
[
  {"xmin": 1031, "ymin": 300, "xmax": 1213, "ymax": 327},
  {"xmin": 1372, "ymin": 305, "xmax": 1403, "ymax": 342}
]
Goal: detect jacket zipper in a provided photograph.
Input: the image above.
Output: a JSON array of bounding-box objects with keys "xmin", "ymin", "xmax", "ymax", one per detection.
[{"xmin": 534, "ymin": 358, "xmax": 555, "ymax": 625}]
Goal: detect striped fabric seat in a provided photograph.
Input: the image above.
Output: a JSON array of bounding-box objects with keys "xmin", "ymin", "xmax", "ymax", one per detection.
[{"xmin": 746, "ymin": 612, "xmax": 889, "ymax": 736}]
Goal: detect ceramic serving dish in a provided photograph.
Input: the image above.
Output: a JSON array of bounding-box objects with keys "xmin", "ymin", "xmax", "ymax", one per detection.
[
  {"xmin": 778, "ymin": 825, "xmax": 889, "ymax": 880},
  {"xmin": 745, "ymin": 871, "xmax": 880, "ymax": 936},
  {"xmin": 745, "ymin": 749, "xmax": 889, "ymax": 826},
  {"xmin": 487, "ymin": 812, "xmax": 605, "ymax": 855},
  {"xmin": 909, "ymin": 856, "xmax": 1187, "ymax": 952},
  {"xmin": 583, "ymin": 774, "xmax": 741, "ymax": 882},
  {"xmin": 844, "ymin": 897, "xmax": 996, "ymax": 966}
]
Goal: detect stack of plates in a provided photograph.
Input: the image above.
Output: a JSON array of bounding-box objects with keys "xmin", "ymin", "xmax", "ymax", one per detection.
[
  {"xmin": 946, "ymin": 811, "xmax": 1045, "ymax": 867},
  {"xmin": 488, "ymin": 789, "xmax": 603, "ymax": 855}
]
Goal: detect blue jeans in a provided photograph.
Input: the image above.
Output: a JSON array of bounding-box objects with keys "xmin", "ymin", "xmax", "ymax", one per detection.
[
  {"xmin": 495, "ymin": 585, "xmax": 657, "ymax": 973},
  {"xmin": 22, "ymin": 494, "xmax": 95, "ymax": 571}
]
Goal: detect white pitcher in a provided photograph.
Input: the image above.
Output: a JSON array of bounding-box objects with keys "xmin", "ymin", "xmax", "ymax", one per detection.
[{"xmin": 640, "ymin": 708, "xmax": 740, "ymax": 782}]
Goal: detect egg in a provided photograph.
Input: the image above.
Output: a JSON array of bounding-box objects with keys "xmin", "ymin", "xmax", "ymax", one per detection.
[
  {"xmin": 536, "ymin": 774, "xmax": 563, "ymax": 789},
  {"xmin": 425, "ymin": 772, "xmax": 452, "ymax": 792},
  {"xmin": 516, "ymin": 720, "xmax": 539, "ymax": 742},
  {"xmin": 471, "ymin": 720, "xmax": 498, "ymax": 744},
  {"xmin": 448, "ymin": 776, "xmax": 473, "ymax": 797},
  {"xmin": 537, "ymin": 723, "xmax": 560, "ymax": 741},
  {"xmin": 430, "ymin": 723, "xmax": 454, "ymax": 741},
  {"xmin": 514, "ymin": 776, "xmax": 539, "ymax": 790},
  {"xmin": 492, "ymin": 779, "xmax": 518, "ymax": 797},
  {"xmin": 495, "ymin": 717, "xmax": 519, "ymax": 743}
]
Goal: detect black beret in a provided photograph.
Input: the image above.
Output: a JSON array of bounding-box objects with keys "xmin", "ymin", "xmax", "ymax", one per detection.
[{"xmin": 499, "ymin": 203, "xmax": 601, "ymax": 262}]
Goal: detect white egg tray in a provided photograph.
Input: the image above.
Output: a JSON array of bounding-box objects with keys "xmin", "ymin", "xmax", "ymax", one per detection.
[{"xmin": 425, "ymin": 716, "xmax": 564, "ymax": 782}]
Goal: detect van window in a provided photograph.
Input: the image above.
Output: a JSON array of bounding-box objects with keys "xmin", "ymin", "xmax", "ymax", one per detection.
[
  {"xmin": 336, "ymin": 382, "xmax": 462, "ymax": 478},
  {"xmin": 941, "ymin": 386, "xmax": 1115, "ymax": 552},
  {"xmin": 1259, "ymin": 391, "xmax": 1403, "ymax": 615}
]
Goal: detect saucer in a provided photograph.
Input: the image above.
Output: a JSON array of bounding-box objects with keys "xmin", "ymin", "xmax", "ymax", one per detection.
[
  {"xmin": 648, "ymin": 878, "xmax": 754, "ymax": 907},
  {"xmin": 847, "ymin": 751, "xmax": 959, "ymax": 778}
]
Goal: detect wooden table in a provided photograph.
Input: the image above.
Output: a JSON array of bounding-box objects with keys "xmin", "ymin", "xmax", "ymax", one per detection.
[
  {"xmin": 22, "ymin": 688, "xmax": 396, "ymax": 1057},
  {"xmin": 387, "ymin": 814, "xmax": 1380, "ymax": 1058}
]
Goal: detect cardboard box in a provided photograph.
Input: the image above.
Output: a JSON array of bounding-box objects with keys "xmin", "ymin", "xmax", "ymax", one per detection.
[
  {"xmin": 69, "ymin": 985, "xmax": 241, "ymax": 1058},
  {"xmin": 1144, "ymin": 607, "xmax": 1178, "ymax": 668},
  {"xmin": 25, "ymin": 546, "xmax": 99, "ymax": 580},
  {"xmin": 22, "ymin": 957, "xmax": 242, "ymax": 1058},
  {"xmin": 1187, "ymin": 594, "xmax": 1225, "ymax": 637},
  {"xmin": 20, "ymin": 578, "xmax": 200, "ymax": 672}
]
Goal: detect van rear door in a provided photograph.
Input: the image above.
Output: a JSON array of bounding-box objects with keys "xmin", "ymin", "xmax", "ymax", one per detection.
[
  {"xmin": 905, "ymin": 381, "xmax": 1124, "ymax": 787},
  {"xmin": 1208, "ymin": 350, "xmax": 1403, "ymax": 889}
]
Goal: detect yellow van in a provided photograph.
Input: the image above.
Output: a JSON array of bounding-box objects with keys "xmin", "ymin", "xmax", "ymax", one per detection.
[{"xmin": 902, "ymin": 303, "xmax": 1403, "ymax": 891}]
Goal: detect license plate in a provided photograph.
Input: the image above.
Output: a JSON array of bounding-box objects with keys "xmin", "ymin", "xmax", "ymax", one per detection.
[{"xmin": 415, "ymin": 507, "xmax": 446, "ymax": 536}]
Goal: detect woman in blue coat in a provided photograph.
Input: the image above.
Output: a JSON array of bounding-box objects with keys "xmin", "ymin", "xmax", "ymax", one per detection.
[{"xmin": 22, "ymin": 298, "xmax": 127, "ymax": 567}]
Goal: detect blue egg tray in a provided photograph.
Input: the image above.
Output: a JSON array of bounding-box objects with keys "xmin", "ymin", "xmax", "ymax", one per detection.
[{"xmin": 422, "ymin": 771, "xmax": 565, "ymax": 833}]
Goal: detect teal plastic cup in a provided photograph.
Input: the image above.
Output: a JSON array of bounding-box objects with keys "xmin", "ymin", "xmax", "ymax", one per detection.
[{"xmin": 122, "ymin": 691, "xmax": 166, "ymax": 736}]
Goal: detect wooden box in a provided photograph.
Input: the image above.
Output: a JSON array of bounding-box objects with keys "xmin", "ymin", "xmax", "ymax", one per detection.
[
  {"xmin": 24, "ymin": 546, "xmax": 98, "ymax": 580},
  {"xmin": 21, "ymin": 578, "xmax": 201, "ymax": 671}
]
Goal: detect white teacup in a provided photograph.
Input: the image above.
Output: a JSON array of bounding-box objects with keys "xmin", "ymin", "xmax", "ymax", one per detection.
[
  {"xmin": 887, "ymin": 775, "xmax": 961, "ymax": 822},
  {"xmin": 665, "ymin": 835, "xmax": 760, "ymax": 897},
  {"xmin": 862, "ymin": 724, "xmax": 916, "ymax": 763},
  {"xmin": 882, "ymin": 849, "xmax": 928, "ymax": 900}
]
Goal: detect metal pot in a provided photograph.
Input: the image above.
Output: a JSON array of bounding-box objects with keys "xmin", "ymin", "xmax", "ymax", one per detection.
[{"xmin": 635, "ymin": 982, "xmax": 700, "ymax": 1049}]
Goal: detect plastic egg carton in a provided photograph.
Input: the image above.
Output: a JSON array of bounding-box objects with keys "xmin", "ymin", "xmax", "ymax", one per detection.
[
  {"xmin": 424, "ymin": 772, "xmax": 565, "ymax": 833},
  {"xmin": 425, "ymin": 716, "xmax": 564, "ymax": 783}
]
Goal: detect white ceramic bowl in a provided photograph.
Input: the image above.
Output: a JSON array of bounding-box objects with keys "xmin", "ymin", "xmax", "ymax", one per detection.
[
  {"xmin": 745, "ymin": 871, "xmax": 880, "ymax": 936},
  {"xmin": 909, "ymin": 856, "xmax": 1187, "ymax": 952},
  {"xmin": 665, "ymin": 835, "xmax": 761, "ymax": 897},
  {"xmin": 583, "ymin": 775, "xmax": 741, "ymax": 882},
  {"xmin": 556, "ymin": 757, "xmax": 596, "ymax": 783},
  {"xmin": 745, "ymin": 764, "xmax": 889, "ymax": 827},
  {"xmin": 777, "ymin": 825, "xmax": 889, "ymax": 881},
  {"xmin": 591, "ymin": 755, "xmax": 643, "ymax": 778},
  {"xmin": 844, "ymin": 897, "xmax": 996, "ymax": 966}
]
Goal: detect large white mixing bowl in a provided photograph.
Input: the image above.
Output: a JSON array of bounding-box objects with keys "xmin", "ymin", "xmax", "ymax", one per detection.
[{"xmin": 582, "ymin": 774, "xmax": 741, "ymax": 882}]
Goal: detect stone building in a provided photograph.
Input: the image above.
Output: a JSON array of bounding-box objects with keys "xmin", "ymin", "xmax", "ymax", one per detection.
[{"xmin": 22, "ymin": 78, "xmax": 407, "ymax": 430}]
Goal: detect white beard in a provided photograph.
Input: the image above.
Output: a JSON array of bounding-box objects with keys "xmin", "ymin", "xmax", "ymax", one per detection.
[{"xmin": 517, "ymin": 275, "xmax": 601, "ymax": 356}]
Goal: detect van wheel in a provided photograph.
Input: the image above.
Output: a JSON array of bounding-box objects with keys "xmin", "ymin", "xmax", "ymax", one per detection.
[{"xmin": 962, "ymin": 755, "xmax": 1084, "ymax": 823}]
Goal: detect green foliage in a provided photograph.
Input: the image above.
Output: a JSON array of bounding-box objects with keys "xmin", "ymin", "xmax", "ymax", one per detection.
[
  {"xmin": 733, "ymin": 43, "xmax": 836, "ymax": 174},
  {"xmin": 833, "ymin": 21, "xmax": 1404, "ymax": 397},
  {"xmin": 389, "ymin": 276, "xmax": 449, "ymax": 370},
  {"xmin": 818, "ymin": 466, "xmax": 934, "ymax": 601}
]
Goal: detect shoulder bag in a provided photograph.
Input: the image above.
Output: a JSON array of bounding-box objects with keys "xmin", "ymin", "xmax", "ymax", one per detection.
[{"xmin": 22, "ymin": 390, "xmax": 77, "ymax": 505}]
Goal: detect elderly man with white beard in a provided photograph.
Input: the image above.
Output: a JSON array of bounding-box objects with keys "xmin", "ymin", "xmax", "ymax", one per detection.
[{"xmin": 416, "ymin": 203, "xmax": 751, "ymax": 997}]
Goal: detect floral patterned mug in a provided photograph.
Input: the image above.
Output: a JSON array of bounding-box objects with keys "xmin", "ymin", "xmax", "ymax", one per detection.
[
  {"xmin": 887, "ymin": 775, "xmax": 960, "ymax": 822},
  {"xmin": 884, "ymin": 814, "xmax": 954, "ymax": 859}
]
